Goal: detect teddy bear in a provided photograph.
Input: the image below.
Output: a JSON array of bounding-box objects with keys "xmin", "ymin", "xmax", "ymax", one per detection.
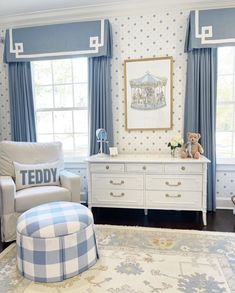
[{"xmin": 181, "ymin": 132, "xmax": 204, "ymax": 159}]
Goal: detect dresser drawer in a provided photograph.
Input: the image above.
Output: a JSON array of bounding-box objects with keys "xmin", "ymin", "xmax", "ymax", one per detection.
[
  {"xmin": 92, "ymin": 174, "xmax": 143, "ymax": 190},
  {"xmin": 146, "ymin": 190, "xmax": 201, "ymax": 209},
  {"xmin": 125, "ymin": 163, "xmax": 164, "ymax": 173},
  {"xmin": 146, "ymin": 175, "xmax": 202, "ymax": 191},
  {"xmin": 164, "ymin": 163, "xmax": 202, "ymax": 174},
  {"xmin": 90, "ymin": 163, "xmax": 124, "ymax": 173},
  {"xmin": 92, "ymin": 189, "xmax": 144, "ymax": 206}
]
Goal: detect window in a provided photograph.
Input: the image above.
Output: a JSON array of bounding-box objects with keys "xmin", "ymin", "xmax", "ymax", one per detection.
[
  {"xmin": 217, "ymin": 47, "xmax": 235, "ymax": 159},
  {"xmin": 32, "ymin": 58, "xmax": 88, "ymax": 158}
]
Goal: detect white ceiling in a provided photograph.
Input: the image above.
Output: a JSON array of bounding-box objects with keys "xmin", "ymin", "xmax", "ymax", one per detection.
[
  {"xmin": 1, "ymin": 0, "xmax": 235, "ymax": 26},
  {"xmin": 0, "ymin": 0, "xmax": 235, "ymax": 17},
  {"xmin": 0, "ymin": 0, "xmax": 107, "ymax": 16}
]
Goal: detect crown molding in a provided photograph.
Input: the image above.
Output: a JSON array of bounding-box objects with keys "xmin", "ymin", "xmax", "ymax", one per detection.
[{"xmin": 1, "ymin": 0, "xmax": 235, "ymax": 28}]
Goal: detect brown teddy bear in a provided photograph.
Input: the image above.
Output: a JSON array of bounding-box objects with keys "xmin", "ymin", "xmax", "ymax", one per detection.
[{"xmin": 181, "ymin": 132, "xmax": 204, "ymax": 159}]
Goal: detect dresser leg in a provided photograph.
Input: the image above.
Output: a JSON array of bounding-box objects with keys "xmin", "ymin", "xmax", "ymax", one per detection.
[
  {"xmin": 202, "ymin": 211, "xmax": 207, "ymax": 226},
  {"xmin": 144, "ymin": 209, "xmax": 148, "ymax": 216}
]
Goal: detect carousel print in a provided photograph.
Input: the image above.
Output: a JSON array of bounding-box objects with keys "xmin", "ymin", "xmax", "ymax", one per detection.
[{"xmin": 129, "ymin": 71, "xmax": 167, "ymax": 110}]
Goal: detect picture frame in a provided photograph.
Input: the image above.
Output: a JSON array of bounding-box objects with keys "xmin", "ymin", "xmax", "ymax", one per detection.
[{"xmin": 124, "ymin": 57, "xmax": 173, "ymax": 131}]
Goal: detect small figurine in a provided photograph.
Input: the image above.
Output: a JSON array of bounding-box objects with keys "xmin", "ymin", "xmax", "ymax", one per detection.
[{"xmin": 96, "ymin": 128, "xmax": 109, "ymax": 156}]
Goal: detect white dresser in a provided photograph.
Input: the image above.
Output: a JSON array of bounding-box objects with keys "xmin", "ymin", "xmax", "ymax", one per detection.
[{"xmin": 86, "ymin": 154, "xmax": 210, "ymax": 225}]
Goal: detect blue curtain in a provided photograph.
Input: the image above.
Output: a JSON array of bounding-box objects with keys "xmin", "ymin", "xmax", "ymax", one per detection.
[
  {"xmin": 89, "ymin": 56, "xmax": 113, "ymax": 155},
  {"xmin": 184, "ymin": 48, "xmax": 217, "ymax": 211},
  {"xmin": 8, "ymin": 62, "xmax": 36, "ymax": 142}
]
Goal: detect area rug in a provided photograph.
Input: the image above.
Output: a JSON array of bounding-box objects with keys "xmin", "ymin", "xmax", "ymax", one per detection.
[{"xmin": 0, "ymin": 225, "xmax": 235, "ymax": 293}]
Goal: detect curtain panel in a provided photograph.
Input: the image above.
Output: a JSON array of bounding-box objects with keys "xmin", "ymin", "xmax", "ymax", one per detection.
[
  {"xmin": 4, "ymin": 19, "xmax": 112, "ymax": 62},
  {"xmin": 184, "ymin": 48, "xmax": 217, "ymax": 211},
  {"xmin": 183, "ymin": 7, "xmax": 235, "ymax": 211},
  {"xmin": 8, "ymin": 62, "xmax": 36, "ymax": 142},
  {"xmin": 88, "ymin": 20, "xmax": 113, "ymax": 155},
  {"xmin": 4, "ymin": 19, "xmax": 113, "ymax": 147},
  {"xmin": 185, "ymin": 8, "xmax": 235, "ymax": 52},
  {"xmin": 89, "ymin": 57, "xmax": 113, "ymax": 155}
]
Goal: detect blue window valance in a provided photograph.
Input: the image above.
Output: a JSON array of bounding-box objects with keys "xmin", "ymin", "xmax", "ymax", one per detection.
[
  {"xmin": 4, "ymin": 19, "xmax": 112, "ymax": 62},
  {"xmin": 185, "ymin": 8, "xmax": 235, "ymax": 52}
]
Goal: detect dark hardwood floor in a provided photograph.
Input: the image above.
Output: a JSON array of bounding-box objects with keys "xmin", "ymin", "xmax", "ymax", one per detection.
[
  {"xmin": 92, "ymin": 208, "xmax": 235, "ymax": 232},
  {"xmin": 0, "ymin": 208, "xmax": 234, "ymax": 253}
]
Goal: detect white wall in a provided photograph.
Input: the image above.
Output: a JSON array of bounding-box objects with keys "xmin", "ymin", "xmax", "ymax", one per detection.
[{"xmin": 0, "ymin": 9, "xmax": 234, "ymax": 208}]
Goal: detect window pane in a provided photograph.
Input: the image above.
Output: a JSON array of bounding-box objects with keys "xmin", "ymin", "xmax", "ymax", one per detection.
[
  {"xmin": 218, "ymin": 47, "xmax": 234, "ymax": 75},
  {"xmin": 32, "ymin": 57, "xmax": 88, "ymax": 157},
  {"xmin": 54, "ymin": 85, "xmax": 73, "ymax": 108},
  {"xmin": 33, "ymin": 61, "xmax": 52, "ymax": 85},
  {"xmin": 217, "ymin": 75, "xmax": 233, "ymax": 102},
  {"xmin": 74, "ymin": 134, "xmax": 88, "ymax": 156},
  {"xmin": 34, "ymin": 86, "xmax": 53, "ymax": 109},
  {"xmin": 73, "ymin": 58, "xmax": 88, "ymax": 83},
  {"xmin": 74, "ymin": 84, "xmax": 88, "ymax": 107},
  {"xmin": 217, "ymin": 105, "xmax": 233, "ymax": 131},
  {"xmin": 54, "ymin": 134, "xmax": 73, "ymax": 151},
  {"xmin": 233, "ymin": 136, "xmax": 235, "ymax": 157},
  {"xmin": 216, "ymin": 132, "xmax": 233, "ymax": 157},
  {"xmin": 54, "ymin": 111, "xmax": 73, "ymax": 133},
  {"xmin": 36, "ymin": 112, "xmax": 53, "ymax": 133},
  {"xmin": 37, "ymin": 134, "xmax": 54, "ymax": 143},
  {"xmin": 53, "ymin": 59, "xmax": 72, "ymax": 84},
  {"xmin": 74, "ymin": 110, "xmax": 88, "ymax": 133}
]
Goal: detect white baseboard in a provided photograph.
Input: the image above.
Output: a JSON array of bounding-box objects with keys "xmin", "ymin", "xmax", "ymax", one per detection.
[{"xmin": 216, "ymin": 197, "xmax": 234, "ymax": 210}]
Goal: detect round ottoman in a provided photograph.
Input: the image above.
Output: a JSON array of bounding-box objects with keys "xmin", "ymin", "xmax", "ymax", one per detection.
[{"xmin": 16, "ymin": 201, "xmax": 98, "ymax": 283}]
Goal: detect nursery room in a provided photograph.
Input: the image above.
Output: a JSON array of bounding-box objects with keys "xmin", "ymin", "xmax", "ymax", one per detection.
[{"xmin": 0, "ymin": 0, "xmax": 234, "ymax": 292}]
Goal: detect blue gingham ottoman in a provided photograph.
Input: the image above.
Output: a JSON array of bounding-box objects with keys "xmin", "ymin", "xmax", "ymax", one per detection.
[{"xmin": 16, "ymin": 201, "xmax": 98, "ymax": 283}]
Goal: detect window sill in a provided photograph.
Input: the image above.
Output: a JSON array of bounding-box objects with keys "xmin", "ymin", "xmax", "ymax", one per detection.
[
  {"xmin": 64, "ymin": 156, "xmax": 88, "ymax": 164},
  {"xmin": 216, "ymin": 158, "xmax": 235, "ymax": 171},
  {"xmin": 217, "ymin": 158, "xmax": 235, "ymax": 165}
]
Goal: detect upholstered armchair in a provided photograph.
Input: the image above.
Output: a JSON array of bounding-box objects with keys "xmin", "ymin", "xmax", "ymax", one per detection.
[{"xmin": 0, "ymin": 141, "xmax": 80, "ymax": 242}]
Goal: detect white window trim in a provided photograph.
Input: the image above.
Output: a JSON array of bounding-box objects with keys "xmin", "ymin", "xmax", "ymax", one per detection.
[
  {"xmin": 32, "ymin": 58, "xmax": 89, "ymax": 157},
  {"xmin": 216, "ymin": 47, "xmax": 235, "ymax": 161}
]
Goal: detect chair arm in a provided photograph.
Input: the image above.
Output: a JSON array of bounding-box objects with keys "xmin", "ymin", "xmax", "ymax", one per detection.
[
  {"xmin": 60, "ymin": 170, "xmax": 80, "ymax": 203},
  {"xmin": 0, "ymin": 176, "xmax": 16, "ymax": 215}
]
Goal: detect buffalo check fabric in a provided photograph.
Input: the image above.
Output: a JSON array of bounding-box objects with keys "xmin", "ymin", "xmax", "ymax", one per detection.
[{"xmin": 17, "ymin": 201, "xmax": 98, "ymax": 282}]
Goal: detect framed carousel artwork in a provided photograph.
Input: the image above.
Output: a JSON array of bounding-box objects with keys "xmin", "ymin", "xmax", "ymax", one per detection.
[{"xmin": 124, "ymin": 57, "xmax": 173, "ymax": 130}]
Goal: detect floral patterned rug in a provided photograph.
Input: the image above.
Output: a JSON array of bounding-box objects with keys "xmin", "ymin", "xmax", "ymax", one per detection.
[{"xmin": 0, "ymin": 225, "xmax": 235, "ymax": 293}]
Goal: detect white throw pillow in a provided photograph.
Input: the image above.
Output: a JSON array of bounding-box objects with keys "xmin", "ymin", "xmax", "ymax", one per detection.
[{"xmin": 14, "ymin": 161, "xmax": 60, "ymax": 191}]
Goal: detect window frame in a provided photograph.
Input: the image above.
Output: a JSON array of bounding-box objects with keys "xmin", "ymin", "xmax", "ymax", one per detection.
[
  {"xmin": 216, "ymin": 47, "xmax": 235, "ymax": 164},
  {"xmin": 31, "ymin": 58, "xmax": 89, "ymax": 161}
]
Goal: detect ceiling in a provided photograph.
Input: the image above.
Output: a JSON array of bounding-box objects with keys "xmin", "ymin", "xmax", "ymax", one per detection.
[
  {"xmin": 1, "ymin": 0, "xmax": 235, "ymax": 26},
  {"xmin": 1, "ymin": 0, "xmax": 235, "ymax": 17},
  {"xmin": 0, "ymin": 0, "xmax": 108, "ymax": 16}
]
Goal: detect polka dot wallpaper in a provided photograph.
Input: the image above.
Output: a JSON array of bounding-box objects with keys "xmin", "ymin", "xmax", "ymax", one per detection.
[
  {"xmin": 216, "ymin": 171, "xmax": 235, "ymax": 200},
  {"xmin": 0, "ymin": 10, "xmax": 234, "ymax": 205},
  {"xmin": 66, "ymin": 164, "xmax": 88, "ymax": 202},
  {"xmin": 0, "ymin": 29, "xmax": 11, "ymax": 141},
  {"xmin": 110, "ymin": 11, "xmax": 186, "ymax": 153}
]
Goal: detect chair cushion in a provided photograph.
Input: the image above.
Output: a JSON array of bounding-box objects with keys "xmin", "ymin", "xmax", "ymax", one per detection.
[
  {"xmin": 15, "ymin": 186, "xmax": 71, "ymax": 213},
  {"xmin": 14, "ymin": 161, "xmax": 60, "ymax": 191},
  {"xmin": 0, "ymin": 141, "xmax": 63, "ymax": 177}
]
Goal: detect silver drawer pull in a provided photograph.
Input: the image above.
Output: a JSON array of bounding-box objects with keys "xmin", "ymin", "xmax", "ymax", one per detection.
[
  {"xmin": 181, "ymin": 166, "xmax": 186, "ymax": 171},
  {"xmin": 110, "ymin": 180, "xmax": 124, "ymax": 185},
  {"xmin": 106, "ymin": 165, "xmax": 110, "ymax": 170},
  {"xmin": 165, "ymin": 181, "xmax": 181, "ymax": 187},
  {"xmin": 110, "ymin": 192, "xmax": 125, "ymax": 197},
  {"xmin": 142, "ymin": 166, "xmax": 147, "ymax": 170},
  {"xmin": 165, "ymin": 194, "xmax": 181, "ymax": 198}
]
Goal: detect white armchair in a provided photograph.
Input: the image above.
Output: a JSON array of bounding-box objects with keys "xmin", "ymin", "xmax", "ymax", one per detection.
[{"xmin": 0, "ymin": 141, "xmax": 80, "ymax": 242}]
